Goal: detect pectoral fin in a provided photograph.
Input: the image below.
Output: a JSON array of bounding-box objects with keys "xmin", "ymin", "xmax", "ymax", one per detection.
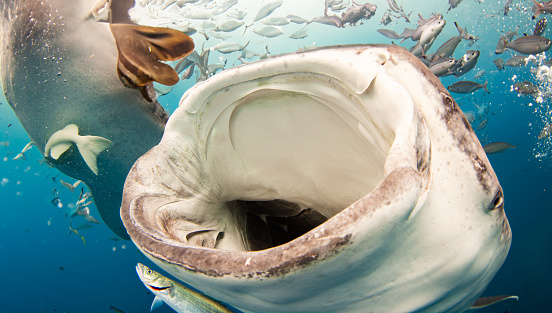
[
  {"xmin": 469, "ymin": 295, "xmax": 518, "ymax": 310},
  {"xmin": 150, "ymin": 295, "xmax": 165, "ymax": 311},
  {"xmin": 50, "ymin": 143, "xmax": 73, "ymax": 160},
  {"xmin": 109, "ymin": 24, "xmax": 195, "ymax": 101}
]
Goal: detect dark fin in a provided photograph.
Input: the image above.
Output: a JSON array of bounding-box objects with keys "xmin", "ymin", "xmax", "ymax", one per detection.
[
  {"xmin": 532, "ymin": 0, "xmax": 543, "ymax": 19},
  {"xmin": 470, "ymin": 295, "xmax": 518, "ymax": 309},
  {"xmin": 139, "ymin": 84, "xmax": 157, "ymax": 103},
  {"xmin": 495, "ymin": 37, "xmax": 506, "ymax": 54},
  {"xmin": 483, "ymin": 81, "xmax": 490, "ymax": 93},
  {"xmin": 110, "ymin": 0, "xmax": 135, "ymax": 24},
  {"xmin": 109, "ymin": 24, "xmax": 195, "ymax": 97}
]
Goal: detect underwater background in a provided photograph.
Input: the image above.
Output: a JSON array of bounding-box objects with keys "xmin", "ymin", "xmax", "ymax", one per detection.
[{"xmin": 1, "ymin": 0, "xmax": 551, "ymax": 312}]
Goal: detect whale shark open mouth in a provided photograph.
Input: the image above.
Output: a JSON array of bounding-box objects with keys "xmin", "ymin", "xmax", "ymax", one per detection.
[{"xmin": 121, "ymin": 45, "xmax": 511, "ymax": 313}]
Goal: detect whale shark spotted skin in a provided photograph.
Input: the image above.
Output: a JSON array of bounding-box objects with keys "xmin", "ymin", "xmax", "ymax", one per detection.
[
  {"xmin": 0, "ymin": 0, "xmax": 194, "ymax": 239},
  {"xmin": 121, "ymin": 45, "xmax": 512, "ymax": 312}
]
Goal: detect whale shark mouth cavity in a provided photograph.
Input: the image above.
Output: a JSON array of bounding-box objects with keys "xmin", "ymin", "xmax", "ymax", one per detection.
[{"xmin": 121, "ymin": 45, "xmax": 511, "ymax": 312}]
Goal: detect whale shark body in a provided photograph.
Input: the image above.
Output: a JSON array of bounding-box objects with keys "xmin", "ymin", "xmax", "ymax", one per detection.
[
  {"xmin": 0, "ymin": 0, "xmax": 194, "ymax": 239},
  {"xmin": 121, "ymin": 45, "xmax": 512, "ymax": 312}
]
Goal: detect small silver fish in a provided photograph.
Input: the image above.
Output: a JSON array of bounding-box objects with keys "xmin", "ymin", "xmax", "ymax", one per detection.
[
  {"xmin": 483, "ymin": 142, "xmax": 517, "ymax": 154},
  {"xmin": 69, "ymin": 222, "xmax": 86, "ymax": 245},
  {"xmin": 208, "ymin": 61, "xmax": 227, "ymax": 75},
  {"xmin": 429, "ymin": 57, "xmax": 457, "ymax": 77},
  {"xmin": 513, "ymin": 81, "xmax": 540, "ymax": 95},
  {"xmin": 227, "ymin": 9, "xmax": 247, "ymax": 20},
  {"xmin": 252, "ymin": 0, "xmax": 283, "ymax": 23},
  {"xmin": 377, "ymin": 29, "xmax": 403, "ymax": 39},
  {"xmin": 448, "ymin": 80, "xmax": 489, "ymax": 94},
  {"xmin": 380, "ymin": 11, "xmax": 392, "ymax": 25},
  {"xmin": 286, "ymin": 14, "xmax": 311, "ymax": 24},
  {"xmin": 289, "ymin": 27, "xmax": 308, "ymax": 39},
  {"xmin": 261, "ymin": 16, "xmax": 289, "ymax": 26},
  {"xmin": 0, "ymin": 141, "xmax": 8, "ymax": 147},
  {"xmin": 253, "ymin": 26, "xmax": 283, "ymax": 38},
  {"xmin": 340, "ymin": 2, "xmax": 377, "ymax": 27},
  {"xmin": 60, "ymin": 179, "xmax": 82, "ymax": 192},
  {"xmin": 494, "ymin": 58, "xmax": 505, "ymax": 70},
  {"xmin": 497, "ymin": 35, "xmax": 552, "ymax": 55},
  {"xmin": 13, "ymin": 141, "xmax": 35, "ymax": 160},
  {"xmin": 505, "ymin": 55, "xmax": 529, "ymax": 67},
  {"xmin": 504, "ymin": 0, "xmax": 513, "ymax": 15},
  {"xmin": 136, "ymin": 263, "xmax": 235, "ymax": 313},
  {"xmin": 477, "ymin": 118, "xmax": 488, "ymax": 131},
  {"xmin": 312, "ymin": 14, "xmax": 343, "ymax": 28},
  {"xmin": 211, "ymin": 41, "xmax": 249, "ymax": 53},
  {"xmin": 432, "ymin": 22, "xmax": 465, "ymax": 60},
  {"xmin": 448, "ymin": 0, "xmax": 463, "ymax": 11},
  {"xmin": 181, "ymin": 63, "xmax": 196, "ymax": 80},
  {"xmin": 214, "ymin": 19, "xmax": 244, "ymax": 32},
  {"xmin": 452, "ymin": 50, "xmax": 480, "ymax": 77}
]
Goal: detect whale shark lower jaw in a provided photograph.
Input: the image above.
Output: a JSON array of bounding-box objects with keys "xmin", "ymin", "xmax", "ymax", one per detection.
[{"xmin": 121, "ymin": 44, "xmax": 511, "ymax": 313}]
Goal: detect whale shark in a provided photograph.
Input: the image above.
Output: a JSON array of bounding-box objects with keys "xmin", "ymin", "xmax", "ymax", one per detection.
[
  {"xmin": 121, "ymin": 44, "xmax": 512, "ymax": 312},
  {"xmin": 0, "ymin": 0, "xmax": 193, "ymax": 239}
]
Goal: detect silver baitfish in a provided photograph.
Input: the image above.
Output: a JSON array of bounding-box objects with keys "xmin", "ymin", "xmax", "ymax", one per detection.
[
  {"xmin": 449, "ymin": 0, "xmax": 463, "ymax": 11},
  {"xmin": 136, "ymin": 263, "xmax": 235, "ymax": 313},
  {"xmin": 494, "ymin": 58, "xmax": 506, "ymax": 70},
  {"xmin": 505, "ymin": 55, "xmax": 529, "ymax": 67},
  {"xmin": 431, "ymin": 22, "xmax": 466, "ymax": 60},
  {"xmin": 496, "ymin": 35, "xmax": 552, "ymax": 54},
  {"xmin": 429, "ymin": 57, "xmax": 457, "ymax": 77},
  {"xmin": 483, "ymin": 142, "xmax": 517, "ymax": 154},
  {"xmin": 513, "ymin": 81, "xmax": 540, "ymax": 95},
  {"xmin": 452, "ymin": 50, "xmax": 480, "ymax": 77},
  {"xmin": 448, "ymin": 80, "xmax": 489, "ymax": 93}
]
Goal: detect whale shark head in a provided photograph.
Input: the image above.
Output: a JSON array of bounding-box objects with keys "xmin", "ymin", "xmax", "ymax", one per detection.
[{"xmin": 121, "ymin": 45, "xmax": 511, "ymax": 312}]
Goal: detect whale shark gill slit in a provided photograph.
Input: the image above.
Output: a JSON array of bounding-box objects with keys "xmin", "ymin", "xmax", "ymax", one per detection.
[{"xmin": 109, "ymin": 23, "xmax": 195, "ymax": 101}]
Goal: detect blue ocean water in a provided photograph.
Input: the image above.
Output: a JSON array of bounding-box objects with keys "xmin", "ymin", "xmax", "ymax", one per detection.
[{"xmin": 1, "ymin": 0, "xmax": 551, "ymax": 312}]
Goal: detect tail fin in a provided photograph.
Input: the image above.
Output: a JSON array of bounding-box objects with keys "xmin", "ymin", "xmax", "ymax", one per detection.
[
  {"xmin": 495, "ymin": 37, "xmax": 506, "ymax": 54},
  {"xmin": 242, "ymin": 23, "xmax": 252, "ymax": 36},
  {"xmin": 483, "ymin": 81, "xmax": 490, "ymax": 93},
  {"xmin": 75, "ymin": 135, "xmax": 113, "ymax": 175},
  {"xmin": 532, "ymin": 0, "xmax": 543, "ymax": 19},
  {"xmin": 454, "ymin": 22, "xmax": 465, "ymax": 37}
]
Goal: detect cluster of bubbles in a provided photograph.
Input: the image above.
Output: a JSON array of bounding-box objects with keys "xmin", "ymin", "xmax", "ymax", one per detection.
[{"xmin": 530, "ymin": 53, "xmax": 552, "ymax": 161}]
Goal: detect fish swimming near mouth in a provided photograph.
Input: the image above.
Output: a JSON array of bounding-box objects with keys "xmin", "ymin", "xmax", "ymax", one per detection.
[
  {"xmin": 0, "ymin": 0, "xmax": 193, "ymax": 239},
  {"xmin": 121, "ymin": 45, "xmax": 511, "ymax": 313},
  {"xmin": 136, "ymin": 263, "xmax": 235, "ymax": 313}
]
